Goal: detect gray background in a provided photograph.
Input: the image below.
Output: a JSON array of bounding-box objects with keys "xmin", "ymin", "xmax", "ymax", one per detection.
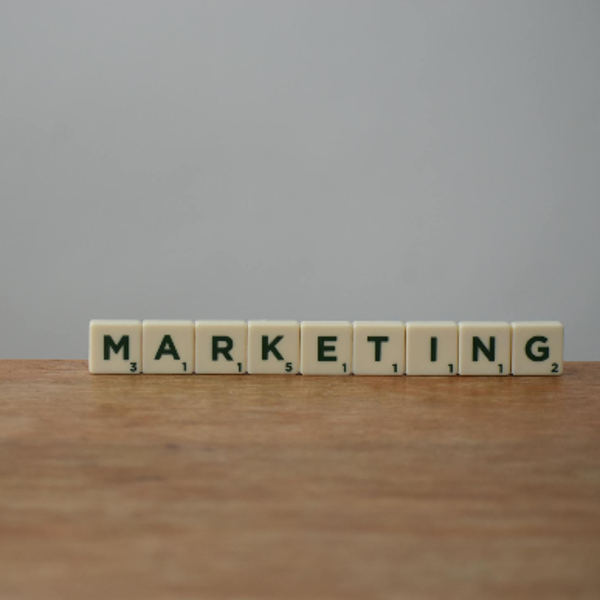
[{"xmin": 1, "ymin": 0, "xmax": 599, "ymax": 360}]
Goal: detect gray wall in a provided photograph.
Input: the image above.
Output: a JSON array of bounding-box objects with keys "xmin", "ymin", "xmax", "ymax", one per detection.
[{"xmin": 1, "ymin": 0, "xmax": 599, "ymax": 360}]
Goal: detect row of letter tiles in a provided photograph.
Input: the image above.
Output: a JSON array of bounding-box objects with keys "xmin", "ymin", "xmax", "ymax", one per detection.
[{"xmin": 89, "ymin": 320, "xmax": 564, "ymax": 376}]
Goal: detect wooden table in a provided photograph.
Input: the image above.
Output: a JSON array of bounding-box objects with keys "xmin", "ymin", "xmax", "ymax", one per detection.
[{"xmin": 1, "ymin": 361, "xmax": 599, "ymax": 600}]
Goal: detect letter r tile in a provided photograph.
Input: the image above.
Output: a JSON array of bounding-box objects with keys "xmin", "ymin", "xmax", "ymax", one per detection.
[{"xmin": 195, "ymin": 321, "xmax": 247, "ymax": 374}]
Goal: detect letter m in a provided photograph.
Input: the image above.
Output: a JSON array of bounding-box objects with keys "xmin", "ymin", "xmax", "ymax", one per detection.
[{"xmin": 104, "ymin": 335, "xmax": 129, "ymax": 360}]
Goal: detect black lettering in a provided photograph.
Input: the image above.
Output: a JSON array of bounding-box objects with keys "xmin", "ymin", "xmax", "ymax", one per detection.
[
  {"xmin": 430, "ymin": 337, "xmax": 438, "ymax": 362},
  {"xmin": 367, "ymin": 336, "xmax": 389, "ymax": 362},
  {"xmin": 155, "ymin": 335, "xmax": 180, "ymax": 360},
  {"xmin": 525, "ymin": 336, "xmax": 550, "ymax": 362},
  {"xmin": 318, "ymin": 336, "xmax": 337, "ymax": 362},
  {"xmin": 104, "ymin": 335, "xmax": 129, "ymax": 360},
  {"xmin": 473, "ymin": 336, "xmax": 495, "ymax": 362},
  {"xmin": 262, "ymin": 335, "xmax": 284, "ymax": 361},
  {"xmin": 213, "ymin": 336, "xmax": 234, "ymax": 361}
]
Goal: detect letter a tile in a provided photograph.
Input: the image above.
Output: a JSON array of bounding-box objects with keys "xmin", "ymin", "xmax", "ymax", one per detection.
[{"xmin": 142, "ymin": 320, "xmax": 194, "ymax": 374}]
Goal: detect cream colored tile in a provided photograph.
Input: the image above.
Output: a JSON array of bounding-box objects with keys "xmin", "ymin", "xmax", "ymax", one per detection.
[
  {"xmin": 195, "ymin": 320, "xmax": 247, "ymax": 374},
  {"xmin": 142, "ymin": 320, "xmax": 194, "ymax": 374},
  {"xmin": 300, "ymin": 321, "xmax": 352, "ymax": 375},
  {"xmin": 511, "ymin": 321, "xmax": 564, "ymax": 375},
  {"xmin": 247, "ymin": 321, "xmax": 299, "ymax": 374},
  {"xmin": 353, "ymin": 321, "xmax": 405, "ymax": 375},
  {"xmin": 89, "ymin": 320, "xmax": 142, "ymax": 374},
  {"xmin": 405, "ymin": 321, "xmax": 457, "ymax": 376},
  {"xmin": 458, "ymin": 321, "xmax": 511, "ymax": 376}
]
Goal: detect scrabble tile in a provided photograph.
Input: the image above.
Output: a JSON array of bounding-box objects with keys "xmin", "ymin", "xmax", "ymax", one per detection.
[
  {"xmin": 247, "ymin": 321, "xmax": 300, "ymax": 374},
  {"xmin": 195, "ymin": 320, "xmax": 247, "ymax": 374},
  {"xmin": 511, "ymin": 321, "xmax": 564, "ymax": 375},
  {"xmin": 405, "ymin": 321, "xmax": 458, "ymax": 376},
  {"xmin": 89, "ymin": 320, "xmax": 142, "ymax": 374},
  {"xmin": 142, "ymin": 320, "xmax": 194, "ymax": 374},
  {"xmin": 300, "ymin": 321, "xmax": 352, "ymax": 375},
  {"xmin": 458, "ymin": 321, "xmax": 511, "ymax": 376},
  {"xmin": 353, "ymin": 321, "xmax": 405, "ymax": 375}
]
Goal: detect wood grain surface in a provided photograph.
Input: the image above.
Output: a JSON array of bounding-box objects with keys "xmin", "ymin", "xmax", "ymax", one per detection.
[{"xmin": 0, "ymin": 361, "xmax": 599, "ymax": 600}]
